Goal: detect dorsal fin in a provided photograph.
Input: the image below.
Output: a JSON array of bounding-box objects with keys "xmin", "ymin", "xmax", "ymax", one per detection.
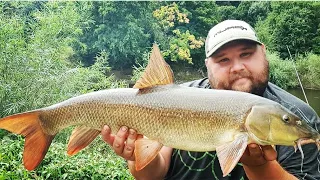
[{"xmin": 133, "ymin": 44, "xmax": 174, "ymax": 89}]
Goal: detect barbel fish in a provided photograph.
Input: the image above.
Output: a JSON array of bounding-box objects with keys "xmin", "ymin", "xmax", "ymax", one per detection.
[{"xmin": 0, "ymin": 44, "xmax": 319, "ymax": 176}]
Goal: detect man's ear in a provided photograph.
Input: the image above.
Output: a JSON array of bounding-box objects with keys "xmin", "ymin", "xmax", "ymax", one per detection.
[
  {"xmin": 205, "ymin": 58, "xmax": 208, "ymax": 66},
  {"xmin": 260, "ymin": 43, "xmax": 266, "ymax": 53}
]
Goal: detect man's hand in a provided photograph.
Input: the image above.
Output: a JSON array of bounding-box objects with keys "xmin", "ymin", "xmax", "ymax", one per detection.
[
  {"xmin": 240, "ymin": 144, "xmax": 277, "ymax": 166},
  {"xmin": 240, "ymin": 144, "xmax": 297, "ymax": 180},
  {"xmin": 101, "ymin": 125, "xmax": 172, "ymax": 180},
  {"xmin": 101, "ymin": 125, "xmax": 143, "ymax": 161}
]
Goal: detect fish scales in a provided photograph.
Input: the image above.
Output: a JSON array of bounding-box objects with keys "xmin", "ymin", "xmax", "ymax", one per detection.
[{"xmin": 38, "ymin": 85, "xmax": 264, "ymax": 151}]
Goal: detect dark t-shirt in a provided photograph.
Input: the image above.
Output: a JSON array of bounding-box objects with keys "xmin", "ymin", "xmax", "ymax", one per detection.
[{"xmin": 165, "ymin": 78, "xmax": 320, "ymax": 180}]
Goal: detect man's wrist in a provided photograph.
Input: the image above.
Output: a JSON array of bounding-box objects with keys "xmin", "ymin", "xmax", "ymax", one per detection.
[{"xmin": 243, "ymin": 160, "xmax": 297, "ymax": 180}]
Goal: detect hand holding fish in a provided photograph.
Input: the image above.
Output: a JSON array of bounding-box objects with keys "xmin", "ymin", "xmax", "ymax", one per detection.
[
  {"xmin": 240, "ymin": 144, "xmax": 277, "ymax": 166},
  {"xmin": 101, "ymin": 125, "xmax": 173, "ymax": 180},
  {"xmin": 241, "ymin": 144, "xmax": 298, "ymax": 180},
  {"xmin": 101, "ymin": 125, "xmax": 142, "ymax": 161}
]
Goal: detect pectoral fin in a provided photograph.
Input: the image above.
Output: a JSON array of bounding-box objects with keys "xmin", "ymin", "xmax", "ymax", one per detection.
[
  {"xmin": 67, "ymin": 126, "xmax": 100, "ymax": 156},
  {"xmin": 134, "ymin": 138, "xmax": 163, "ymax": 171},
  {"xmin": 216, "ymin": 133, "xmax": 248, "ymax": 177}
]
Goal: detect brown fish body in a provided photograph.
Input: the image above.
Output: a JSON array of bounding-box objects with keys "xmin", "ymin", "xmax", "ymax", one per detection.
[
  {"xmin": 39, "ymin": 85, "xmax": 258, "ymax": 151},
  {"xmin": 1, "ymin": 44, "xmax": 319, "ymax": 176}
]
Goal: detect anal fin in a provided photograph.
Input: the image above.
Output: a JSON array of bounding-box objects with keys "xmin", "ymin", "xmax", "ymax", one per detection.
[
  {"xmin": 216, "ymin": 133, "xmax": 248, "ymax": 177},
  {"xmin": 134, "ymin": 138, "xmax": 163, "ymax": 171},
  {"xmin": 67, "ymin": 126, "xmax": 100, "ymax": 156}
]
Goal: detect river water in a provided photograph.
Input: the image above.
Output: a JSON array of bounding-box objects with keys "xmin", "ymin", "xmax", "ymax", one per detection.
[{"xmin": 287, "ymin": 89, "xmax": 320, "ymax": 116}]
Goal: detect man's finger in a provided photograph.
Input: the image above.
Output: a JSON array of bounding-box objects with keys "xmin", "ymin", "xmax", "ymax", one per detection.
[
  {"xmin": 113, "ymin": 126, "xmax": 129, "ymax": 155},
  {"xmin": 248, "ymin": 143, "xmax": 263, "ymax": 157},
  {"xmin": 261, "ymin": 145, "xmax": 277, "ymax": 161},
  {"xmin": 123, "ymin": 129, "xmax": 137, "ymax": 160},
  {"xmin": 101, "ymin": 125, "xmax": 115, "ymax": 145}
]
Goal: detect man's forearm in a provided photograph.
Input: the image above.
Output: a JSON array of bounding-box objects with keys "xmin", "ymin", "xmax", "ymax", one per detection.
[{"xmin": 243, "ymin": 160, "xmax": 298, "ymax": 180}]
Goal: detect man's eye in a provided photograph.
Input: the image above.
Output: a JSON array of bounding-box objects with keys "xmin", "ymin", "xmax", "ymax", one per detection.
[
  {"xmin": 218, "ymin": 58, "xmax": 229, "ymax": 63},
  {"xmin": 240, "ymin": 52, "xmax": 252, "ymax": 58}
]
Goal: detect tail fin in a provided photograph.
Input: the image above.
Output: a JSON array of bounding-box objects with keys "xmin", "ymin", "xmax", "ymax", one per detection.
[{"xmin": 0, "ymin": 111, "xmax": 55, "ymax": 170}]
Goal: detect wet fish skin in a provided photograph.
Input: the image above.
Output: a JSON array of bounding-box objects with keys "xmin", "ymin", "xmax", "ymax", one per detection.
[{"xmin": 35, "ymin": 85, "xmax": 314, "ymax": 150}]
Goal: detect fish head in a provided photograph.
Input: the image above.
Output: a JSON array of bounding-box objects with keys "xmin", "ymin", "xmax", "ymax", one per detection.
[{"xmin": 245, "ymin": 103, "xmax": 320, "ymax": 146}]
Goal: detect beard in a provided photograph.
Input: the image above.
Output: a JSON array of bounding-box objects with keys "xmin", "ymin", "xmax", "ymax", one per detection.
[{"xmin": 208, "ymin": 59, "xmax": 269, "ymax": 96}]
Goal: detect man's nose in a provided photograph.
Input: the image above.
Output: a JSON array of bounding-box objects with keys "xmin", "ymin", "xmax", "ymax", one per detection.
[{"xmin": 230, "ymin": 60, "xmax": 245, "ymax": 72}]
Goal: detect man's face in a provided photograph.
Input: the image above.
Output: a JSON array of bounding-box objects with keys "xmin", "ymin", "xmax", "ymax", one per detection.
[{"xmin": 205, "ymin": 40, "xmax": 269, "ymax": 96}]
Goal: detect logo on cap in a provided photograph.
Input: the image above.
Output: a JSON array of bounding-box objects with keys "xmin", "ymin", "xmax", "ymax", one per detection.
[{"xmin": 213, "ymin": 26, "xmax": 248, "ymax": 37}]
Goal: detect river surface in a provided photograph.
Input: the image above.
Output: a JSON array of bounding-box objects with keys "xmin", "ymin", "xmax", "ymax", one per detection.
[{"xmin": 287, "ymin": 89, "xmax": 320, "ymax": 116}]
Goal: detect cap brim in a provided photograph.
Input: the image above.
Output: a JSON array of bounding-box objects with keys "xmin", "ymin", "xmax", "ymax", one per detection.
[{"xmin": 206, "ymin": 37, "xmax": 262, "ymax": 58}]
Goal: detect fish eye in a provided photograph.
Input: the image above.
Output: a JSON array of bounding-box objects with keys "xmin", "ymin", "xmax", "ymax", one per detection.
[{"xmin": 282, "ymin": 114, "xmax": 290, "ymax": 123}]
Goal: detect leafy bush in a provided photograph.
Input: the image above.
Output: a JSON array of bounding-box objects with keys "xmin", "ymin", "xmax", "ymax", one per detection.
[
  {"xmin": 0, "ymin": 2, "xmax": 127, "ymax": 118},
  {"xmin": 0, "ymin": 135, "xmax": 134, "ymax": 179},
  {"xmin": 267, "ymin": 51, "xmax": 298, "ymax": 89},
  {"xmin": 0, "ymin": 2, "xmax": 130, "ymax": 179},
  {"xmin": 267, "ymin": 51, "xmax": 320, "ymax": 90},
  {"xmin": 296, "ymin": 53, "xmax": 320, "ymax": 90}
]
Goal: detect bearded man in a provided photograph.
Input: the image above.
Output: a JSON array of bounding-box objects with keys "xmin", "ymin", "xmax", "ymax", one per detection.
[{"xmin": 102, "ymin": 20, "xmax": 320, "ymax": 180}]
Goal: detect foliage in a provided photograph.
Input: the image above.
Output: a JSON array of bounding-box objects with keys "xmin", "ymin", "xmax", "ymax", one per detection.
[
  {"xmin": 296, "ymin": 53, "xmax": 320, "ymax": 90},
  {"xmin": 267, "ymin": 51, "xmax": 298, "ymax": 89},
  {"xmin": 131, "ymin": 51, "xmax": 150, "ymax": 83},
  {"xmin": 79, "ymin": 2, "xmax": 157, "ymax": 69},
  {"xmin": 234, "ymin": 2, "xmax": 271, "ymax": 25},
  {"xmin": 0, "ymin": 135, "xmax": 134, "ymax": 179},
  {"xmin": 153, "ymin": 2, "xmax": 204, "ymax": 64},
  {"xmin": 153, "ymin": 2, "xmax": 189, "ymax": 30},
  {"xmin": 267, "ymin": 51, "xmax": 320, "ymax": 90},
  {"xmin": 217, "ymin": 5, "xmax": 237, "ymax": 20},
  {"xmin": 0, "ymin": 2, "xmax": 129, "ymax": 179},
  {"xmin": 0, "ymin": 2, "xmax": 126, "ymax": 118},
  {"xmin": 256, "ymin": 2, "xmax": 319, "ymax": 59},
  {"xmin": 162, "ymin": 29, "xmax": 203, "ymax": 64}
]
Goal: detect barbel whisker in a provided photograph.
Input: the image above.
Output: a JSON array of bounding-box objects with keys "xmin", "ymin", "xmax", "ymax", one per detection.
[{"xmin": 297, "ymin": 138, "xmax": 305, "ymax": 173}]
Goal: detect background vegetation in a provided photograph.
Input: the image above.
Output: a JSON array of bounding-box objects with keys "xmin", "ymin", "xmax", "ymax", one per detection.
[{"xmin": 0, "ymin": 1, "xmax": 319, "ymax": 179}]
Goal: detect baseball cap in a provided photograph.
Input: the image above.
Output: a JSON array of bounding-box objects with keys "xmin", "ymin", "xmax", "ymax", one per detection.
[{"xmin": 205, "ymin": 20, "xmax": 262, "ymax": 58}]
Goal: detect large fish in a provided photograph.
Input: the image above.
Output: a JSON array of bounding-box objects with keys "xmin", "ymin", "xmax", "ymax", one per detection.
[{"xmin": 0, "ymin": 44, "xmax": 319, "ymax": 176}]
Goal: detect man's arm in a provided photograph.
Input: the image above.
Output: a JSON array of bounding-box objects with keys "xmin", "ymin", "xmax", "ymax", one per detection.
[
  {"xmin": 101, "ymin": 125, "xmax": 172, "ymax": 180},
  {"xmin": 240, "ymin": 144, "xmax": 297, "ymax": 180}
]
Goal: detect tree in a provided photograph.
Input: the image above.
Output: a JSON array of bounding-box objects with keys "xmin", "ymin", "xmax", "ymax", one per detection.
[
  {"xmin": 256, "ymin": 2, "xmax": 319, "ymax": 58},
  {"xmin": 153, "ymin": 2, "xmax": 203, "ymax": 64},
  {"xmin": 235, "ymin": 1, "xmax": 270, "ymax": 26},
  {"xmin": 78, "ymin": 2, "xmax": 159, "ymax": 69},
  {"xmin": 179, "ymin": 2, "xmax": 219, "ymax": 69}
]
